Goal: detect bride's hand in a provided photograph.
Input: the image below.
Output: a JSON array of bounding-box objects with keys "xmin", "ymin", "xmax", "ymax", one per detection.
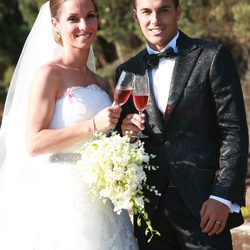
[{"xmin": 94, "ymin": 104, "xmax": 122, "ymax": 132}]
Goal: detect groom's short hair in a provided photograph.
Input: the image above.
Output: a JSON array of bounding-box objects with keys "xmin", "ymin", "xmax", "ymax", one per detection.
[{"xmin": 134, "ymin": 0, "xmax": 180, "ymax": 9}]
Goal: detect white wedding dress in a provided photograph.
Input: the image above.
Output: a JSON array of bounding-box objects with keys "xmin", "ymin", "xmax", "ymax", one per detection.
[{"xmin": 0, "ymin": 84, "xmax": 138, "ymax": 250}]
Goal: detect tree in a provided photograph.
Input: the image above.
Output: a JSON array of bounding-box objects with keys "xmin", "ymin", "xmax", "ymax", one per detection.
[
  {"xmin": 0, "ymin": 0, "xmax": 46, "ymax": 88},
  {"xmin": 18, "ymin": 0, "xmax": 46, "ymax": 28},
  {"xmin": 0, "ymin": 0, "xmax": 27, "ymax": 66},
  {"xmin": 96, "ymin": 0, "xmax": 140, "ymax": 62},
  {"xmin": 232, "ymin": 0, "xmax": 250, "ymax": 43}
]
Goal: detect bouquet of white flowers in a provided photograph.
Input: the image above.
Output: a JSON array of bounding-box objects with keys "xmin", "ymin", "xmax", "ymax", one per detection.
[{"xmin": 76, "ymin": 132, "xmax": 161, "ymax": 242}]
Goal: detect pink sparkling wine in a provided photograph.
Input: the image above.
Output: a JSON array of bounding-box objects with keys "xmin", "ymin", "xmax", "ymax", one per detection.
[
  {"xmin": 133, "ymin": 95, "xmax": 149, "ymax": 112},
  {"xmin": 114, "ymin": 88, "xmax": 131, "ymax": 106}
]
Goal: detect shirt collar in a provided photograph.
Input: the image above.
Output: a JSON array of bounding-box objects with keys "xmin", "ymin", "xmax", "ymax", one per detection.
[{"xmin": 146, "ymin": 31, "xmax": 179, "ymax": 55}]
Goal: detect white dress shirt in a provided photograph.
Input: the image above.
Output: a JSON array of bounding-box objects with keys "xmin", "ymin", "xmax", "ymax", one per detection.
[
  {"xmin": 146, "ymin": 33, "xmax": 178, "ymax": 114},
  {"xmin": 146, "ymin": 31, "xmax": 239, "ymax": 213}
]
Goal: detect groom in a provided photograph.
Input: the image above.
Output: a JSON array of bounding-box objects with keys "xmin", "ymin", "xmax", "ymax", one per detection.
[{"xmin": 116, "ymin": 0, "xmax": 249, "ymax": 249}]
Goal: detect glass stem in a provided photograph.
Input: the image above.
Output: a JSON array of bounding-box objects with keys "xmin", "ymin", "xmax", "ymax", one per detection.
[{"xmin": 137, "ymin": 111, "xmax": 143, "ymax": 140}]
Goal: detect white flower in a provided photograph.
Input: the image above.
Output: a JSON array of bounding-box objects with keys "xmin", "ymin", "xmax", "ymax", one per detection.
[{"xmin": 76, "ymin": 132, "xmax": 160, "ymax": 242}]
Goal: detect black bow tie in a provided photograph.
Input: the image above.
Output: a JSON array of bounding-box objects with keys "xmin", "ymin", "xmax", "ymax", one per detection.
[{"xmin": 144, "ymin": 47, "xmax": 177, "ymax": 68}]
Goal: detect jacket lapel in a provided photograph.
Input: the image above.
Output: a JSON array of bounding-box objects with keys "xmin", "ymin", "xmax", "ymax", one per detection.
[{"xmin": 164, "ymin": 31, "xmax": 202, "ymax": 125}]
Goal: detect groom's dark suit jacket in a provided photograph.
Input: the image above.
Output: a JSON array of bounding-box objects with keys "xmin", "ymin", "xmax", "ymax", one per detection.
[{"xmin": 117, "ymin": 31, "xmax": 249, "ymax": 229}]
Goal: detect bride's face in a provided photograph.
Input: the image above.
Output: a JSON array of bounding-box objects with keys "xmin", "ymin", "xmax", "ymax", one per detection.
[{"xmin": 55, "ymin": 0, "xmax": 98, "ymax": 50}]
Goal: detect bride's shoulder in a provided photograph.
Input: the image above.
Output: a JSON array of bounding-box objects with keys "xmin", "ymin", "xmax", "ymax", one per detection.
[
  {"xmin": 36, "ymin": 61, "xmax": 62, "ymax": 79},
  {"xmin": 31, "ymin": 61, "xmax": 62, "ymax": 95}
]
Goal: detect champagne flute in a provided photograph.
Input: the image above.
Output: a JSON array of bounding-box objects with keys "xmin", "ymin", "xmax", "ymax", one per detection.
[
  {"xmin": 113, "ymin": 71, "xmax": 134, "ymax": 106},
  {"xmin": 111, "ymin": 71, "xmax": 134, "ymax": 135},
  {"xmin": 132, "ymin": 74, "xmax": 150, "ymax": 139}
]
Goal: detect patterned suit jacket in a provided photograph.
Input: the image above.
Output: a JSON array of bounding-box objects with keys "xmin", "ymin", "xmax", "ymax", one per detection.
[{"xmin": 116, "ymin": 30, "xmax": 249, "ymax": 229}]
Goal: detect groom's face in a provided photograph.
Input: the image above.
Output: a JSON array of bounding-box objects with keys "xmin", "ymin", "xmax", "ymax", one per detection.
[{"xmin": 134, "ymin": 0, "xmax": 181, "ymax": 51}]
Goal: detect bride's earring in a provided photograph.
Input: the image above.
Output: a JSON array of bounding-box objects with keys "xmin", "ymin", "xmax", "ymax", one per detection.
[
  {"xmin": 51, "ymin": 19, "xmax": 63, "ymax": 46},
  {"xmin": 56, "ymin": 29, "xmax": 61, "ymax": 38},
  {"xmin": 55, "ymin": 28, "xmax": 63, "ymax": 46}
]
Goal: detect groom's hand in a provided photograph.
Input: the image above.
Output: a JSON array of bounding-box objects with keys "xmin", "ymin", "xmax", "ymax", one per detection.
[
  {"xmin": 200, "ymin": 199, "xmax": 230, "ymax": 236},
  {"xmin": 121, "ymin": 113, "xmax": 145, "ymax": 141}
]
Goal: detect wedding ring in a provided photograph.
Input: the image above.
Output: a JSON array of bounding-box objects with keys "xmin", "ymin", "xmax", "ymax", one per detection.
[{"xmin": 215, "ymin": 221, "xmax": 222, "ymax": 225}]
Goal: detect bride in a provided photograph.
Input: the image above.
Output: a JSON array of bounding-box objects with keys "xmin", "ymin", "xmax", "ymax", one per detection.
[{"xmin": 0, "ymin": 0, "xmax": 139, "ymax": 249}]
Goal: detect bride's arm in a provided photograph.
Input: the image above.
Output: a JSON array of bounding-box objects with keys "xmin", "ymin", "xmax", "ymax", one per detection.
[{"xmin": 26, "ymin": 65, "xmax": 120, "ymax": 156}]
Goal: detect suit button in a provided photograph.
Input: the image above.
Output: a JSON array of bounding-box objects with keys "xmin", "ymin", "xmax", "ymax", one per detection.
[{"xmin": 164, "ymin": 141, "xmax": 171, "ymax": 147}]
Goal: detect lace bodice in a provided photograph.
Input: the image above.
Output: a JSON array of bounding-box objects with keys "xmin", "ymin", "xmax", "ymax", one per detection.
[
  {"xmin": 47, "ymin": 84, "xmax": 112, "ymax": 154},
  {"xmin": 49, "ymin": 84, "xmax": 111, "ymax": 129}
]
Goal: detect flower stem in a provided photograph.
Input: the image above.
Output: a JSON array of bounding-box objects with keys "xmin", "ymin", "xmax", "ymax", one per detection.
[{"xmin": 136, "ymin": 208, "xmax": 161, "ymax": 242}]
